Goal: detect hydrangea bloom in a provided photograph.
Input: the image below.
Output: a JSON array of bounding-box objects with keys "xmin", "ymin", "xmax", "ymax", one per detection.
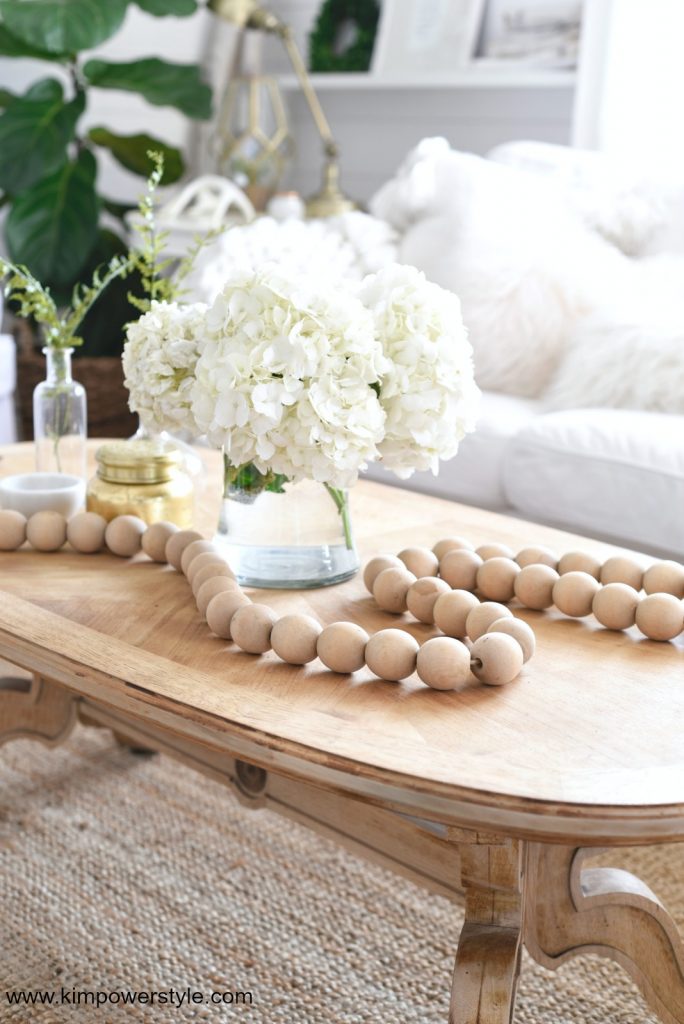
[
  {"xmin": 123, "ymin": 300, "xmax": 206, "ymax": 433},
  {"xmin": 191, "ymin": 266, "xmax": 387, "ymax": 488},
  {"xmin": 359, "ymin": 264, "xmax": 480, "ymax": 477}
]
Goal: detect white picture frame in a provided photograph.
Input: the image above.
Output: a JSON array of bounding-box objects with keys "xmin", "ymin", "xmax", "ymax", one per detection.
[
  {"xmin": 371, "ymin": 0, "xmax": 486, "ymax": 77},
  {"xmin": 477, "ymin": 0, "xmax": 582, "ymax": 67}
]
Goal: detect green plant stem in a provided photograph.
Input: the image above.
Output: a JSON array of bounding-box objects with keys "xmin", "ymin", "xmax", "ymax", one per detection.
[{"xmin": 325, "ymin": 484, "xmax": 353, "ymax": 550}]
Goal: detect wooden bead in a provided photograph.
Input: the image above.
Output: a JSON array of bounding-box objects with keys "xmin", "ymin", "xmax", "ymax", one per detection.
[
  {"xmin": 476, "ymin": 557, "xmax": 520, "ymax": 603},
  {"xmin": 363, "ymin": 554, "xmax": 403, "ymax": 593},
  {"xmin": 181, "ymin": 539, "xmax": 217, "ymax": 576},
  {"xmin": 465, "ymin": 602, "xmax": 513, "ymax": 641},
  {"xmin": 433, "ymin": 590, "xmax": 479, "ymax": 638},
  {"xmin": 206, "ymin": 589, "xmax": 251, "ymax": 639},
  {"xmin": 552, "ymin": 571, "xmax": 601, "ymax": 617},
  {"xmin": 187, "ymin": 551, "xmax": 226, "ymax": 587},
  {"xmin": 270, "ymin": 614, "xmax": 322, "ymax": 665},
  {"xmin": 470, "ymin": 633, "xmax": 523, "ymax": 686},
  {"xmin": 104, "ymin": 515, "xmax": 146, "ymax": 558},
  {"xmin": 643, "ymin": 561, "xmax": 684, "ymax": 599},
  {"xmin": 416, "ymin": 637, "xmax": 471, "ymax": 690},
  {"xmin": 230, "ymin": 603, "xmax": 278, "ymax": 654},
  {"xmin": 513, "ymin": 564, "xmax": 559, "ymax": 610},
  {"xmin": 0, "ymin": 509, "xmax": 26, "ymax": 550},
  {"xmin": 66, "ymin": 511, "xmax": 107, "ymax": 554},
  {"xmin": 26, "ymin": 510, "xmax": 67, "ymax": 552},
  {"xmin": 515, "ymin": 545, "xmax": 558, "ymax": 570},
  {"xmin": 398, "ymin": 546, "xmax": 439, "ymax": 578},
  {"xmin": 365, "ymin": 628, "xmax": 419, "ymax": 682},
  {"xmin": 196, "ymin": 576, "xmax": 242, "ymax": 618},
  {"xmin": 439, "ymin": 549, "xmax": 483, "ymax": 591},
  {"xmin": 486, "ymin": 617, "xmax": 536, "ymax": 663},
  {"xmin": 432, "ymin": 536, "xmax": 474, "ymax": 560},
  {"xmin": 557, "ymin": 551, "xmax": 601, "ymax": 579},
  {"xmin": 406, "ymin": 577, "xmax": 451, "ymax": 623},
  {"xmin": 317, "ymin": 622, "xmax": 369, "ymax": 673},
  {"xmin": 599, "ymin": 555, "xmax": 643, "ymax": 591},
  {"xmin": 165, "ymin": 529, "xmax": 203, "ymax": 570},
  {"xmin": 373, "ymin": 566, "xmax": 417, "ymax": 614},
  {"xmin": 192, "ymin": 562, "xmax": 236, "ymax": 597},
  {"xmin": 592, "ymin": 583, "xmax": 640, "ymax": 631},
  {"xmin": 635, "ymin": 594, "xmax": 684, "ymax": 642},
  {"xmin": 475, "ymin": 542, "xmax": 514, "ymax": 561},
  {"xmin": 141, "ymin": 521, "xmax": 178, "ymax": 562}
]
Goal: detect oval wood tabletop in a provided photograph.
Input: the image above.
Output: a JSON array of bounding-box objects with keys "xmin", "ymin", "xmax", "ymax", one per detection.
[{"xmin": 1, "ymin": 442, "xmax": 683, "ymax": 841}]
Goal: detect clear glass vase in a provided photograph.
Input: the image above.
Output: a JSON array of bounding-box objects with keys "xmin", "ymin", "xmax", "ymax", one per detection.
[
  {"xmin": 33, "ymin": 347, "xmax": 87, "ymax": 478},
  {"xmin": 216, "ymin": 457, "xmax": 359, "ymax": 589}
]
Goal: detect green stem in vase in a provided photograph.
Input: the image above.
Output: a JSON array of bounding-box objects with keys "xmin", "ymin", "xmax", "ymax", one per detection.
[{"xmin": 325, "ymin": 485, "xmax": 353, "ymax": 551}]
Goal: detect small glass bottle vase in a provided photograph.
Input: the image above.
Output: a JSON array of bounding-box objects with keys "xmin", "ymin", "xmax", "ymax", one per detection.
[
  {"xmin": 33, "ymin": 347, "xmax": 87, "ymax": 478},
  {"xmin": 216, "ymin": 457, "xmax": 360, "ymax": 589}
]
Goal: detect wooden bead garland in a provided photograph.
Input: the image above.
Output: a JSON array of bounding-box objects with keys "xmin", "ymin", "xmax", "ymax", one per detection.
[{"xmin": 141, "ymin": 520, "xmax": 178, "ymax": 562}]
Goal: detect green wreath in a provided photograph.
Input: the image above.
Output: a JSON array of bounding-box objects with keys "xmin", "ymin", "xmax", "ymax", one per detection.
[{"xmin": 309, "ymin": 0, "xmax": 380, "ymax": 73}]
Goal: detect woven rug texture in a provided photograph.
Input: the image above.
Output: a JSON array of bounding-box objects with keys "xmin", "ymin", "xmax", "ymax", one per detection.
[{"xmin": 1, "ymin": 727, "xmax": 682, "ymax": 1023}]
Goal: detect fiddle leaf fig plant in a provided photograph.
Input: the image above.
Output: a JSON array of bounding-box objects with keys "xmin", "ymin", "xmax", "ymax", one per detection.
[{"xmin": 0, "ymin": 0, "xmax": 210, "ymax": 355}]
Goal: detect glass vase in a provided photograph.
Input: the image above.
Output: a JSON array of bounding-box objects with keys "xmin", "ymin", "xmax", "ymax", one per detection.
[
  {"xmin": 216, "ymin": 457, "xmax": 359, "ymax": 589},
  {"xmin": 33, "ymin": 347, "xmax": 87, "ymax": 478}
]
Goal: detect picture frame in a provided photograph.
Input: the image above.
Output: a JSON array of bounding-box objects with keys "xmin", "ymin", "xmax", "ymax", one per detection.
[
  {"xmin": 477, "ymin": 0, "xmax": 582, "ymax": 67},
  {"xmin": 371, "ymin": 0, "xmax": 486, "ymax": 77}
]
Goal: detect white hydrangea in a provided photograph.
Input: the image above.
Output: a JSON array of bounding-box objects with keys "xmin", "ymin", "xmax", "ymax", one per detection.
[
  {"xmin": 191, "ymin": 266, "xmax": 387, "ymax": 488},
  {"xmin": 359, "ymin": 264, "xmax": 480, "ymax": 478},
  {"xmin": 122, "ymin": 301, "xmax": 207, "ymax": 433}
]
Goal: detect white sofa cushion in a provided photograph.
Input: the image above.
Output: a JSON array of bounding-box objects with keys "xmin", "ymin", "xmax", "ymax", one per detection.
[
  {"xmin": 363, "ymin": 391, "xmax": 539, "ymax": 509},
  {"xmin": 504, "ymin": 408, "xmax": 684, "ymax": 557}
]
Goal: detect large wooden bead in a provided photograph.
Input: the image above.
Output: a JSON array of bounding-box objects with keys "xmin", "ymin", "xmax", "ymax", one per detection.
[
  {"xmin": 181, "ymin": 539, "xmax": 216, "ymax": 576},
  {"xmin": 196, "ymin": 576, "xmax": 242, "ymax": 618},
  {"xmin": 476, "ymin": 557, "xmax": 520, "ymax": 603},
  {"xmin": 66, "ymin": 511, "xmax": 107, "ymax": 554},
  {"xmin": 514, "ymin": 564, "xmax": 559, "ymax": 610},
  {"xmin": 643, "ymin": 561, "xmax": 684, "ymax": 599},
  {"xmin": 187, "ymin": 551, "xmax": 226, "ymax": 587},
  {"xmin": 557, "ymin": 551, "xmax": 601, "ymax": 580},
  {"xmin": 406, "ymin": 577, "xmax": 451, "ymax": 623},
  {"xmin": 465, "ymin": 602, "xmax": 513, "ymax": 641},
  {"xmin": 475, "ymin": 542, "xmax": 514, "ymax": 561},
  {"xmin": 165, "ymin": 529, "xmax": 203, "ymax": 570},
  {"xmin": 0, "ymin": 509, "xmax": 26, "ymax": 550},
  {"xmin": 192, "ymin": 562, "xmax": 236, "ymax": 597},
  {"xmin": 271, "ymin": 614, "xmax": 322, "ymax": 665},
  {"xmin": 470, "ymin": 633, "xmax": 523, "ymax": 686},
  {"xmin": 416, "ymin": 637, "xmax": 471, "ymax": 690},
  {"xmin": 592, "ymin": 583, "xmax": 640, "ymax": 631},
  {"xmin": 635, "ymin": 594, "xmax": 684, "ymax": 642},
  {"xmin": 365, "ymin": 629, "xmax": 419, "ymax": 681},
  {"xmin": 231, "ymin": 603, "xmax": 278, "ymax": 654},
  {"xmin": 552, "ymin": 571, "xmax": 600, "ymax": 617},
  {"xmin": 440, "ymin": 549, "xmax": 483, "ymax": 591},
  {"xmin": 599, "ymin": 556, "xmax": 643, "ymax": 591},
  {"xmin": 206, "ymin": 589, "xmax": 251, "ymax": 639},
  {"xmin": 141, "ymin": 520, "xmax": 178, "ymax": 562},
  {"xmin": 104, "ymin": 515, "xmax": 146, "ymax": 558},
  {"xmin": 486, "ymin": 617, "xmax": 536, "ymax": 663},
  {"xmin": 515, "ymin": 545, "xmax": 558, "ymax": 570},
  {"xmin": 317, "ymin": 622, "xmax": 369, "ymax": 673},
  {"xmin": 363, "ymin": 555, "xmax": 404, "ymax": 593},
  {"xmin": 398, "ymin": 546, "xmax": 439, "ymax": 578},
  {"xmin": 26, "ymin": 510, "xmax": 67, "ymax": 552},
  {"xmin": 432, "ymin": 536, "xmax": 474, "ymax": 560},
  {"xmin": 373, "ymin": 566, "xmax": 417, "ymax": 614},
  {"xmin": 433, "ymin": 590, "xmax": 479, "ymax": 638}
]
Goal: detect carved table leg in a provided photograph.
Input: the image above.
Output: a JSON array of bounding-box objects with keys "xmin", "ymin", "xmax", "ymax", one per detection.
[
  {"xmin": 448, "ymin": 828, "xmax": 525, "ymax": 1024},
  {"xmin": 525, "ymin": 842, "xmax": 684, "ymax": 1024},
  {"xmin": 0, "ymin": 674, "xmax": 77, "ymax": 748}
]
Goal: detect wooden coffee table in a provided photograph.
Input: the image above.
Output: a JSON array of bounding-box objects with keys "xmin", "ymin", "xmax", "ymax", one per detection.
[{"xmin": 1, "ymin": 441, "xmax": 684, "ymax": 1023}]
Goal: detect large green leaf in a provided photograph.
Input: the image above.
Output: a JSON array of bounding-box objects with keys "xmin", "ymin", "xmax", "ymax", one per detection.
[
  {"xmin": 0, "ymin": 87, "xmax": 16, "ymax": 108},
  {"xmin": 0, "ymin": 0, "xmax": 128, "ymax": 54},
  {"xmin": 76, "ymin": 228, "xmax": 144, "ymax": 358},
  {"xmin": 0, "ymin": 22, "xmax": 67, "ymax": 59},
  {"xmin": 84, "ymin": 57, "xmax": 212, "ymax": 119},
  {"xmin": 0, "ymin": 78, "xmax": 84, "ymax": 193},
  {"xmin": 6, "ymin": 149, "xmax": 99, "ymax": 288},
  {"xmin": 88, "ymin": 127, "xmax": 184, "ymax": 183},
  {"xmin": 134, "ymin": 0, "xmax": 197, "ymax": 14}
]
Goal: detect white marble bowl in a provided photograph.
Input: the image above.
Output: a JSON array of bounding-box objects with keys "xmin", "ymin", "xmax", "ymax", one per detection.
[{"xmin": 0, "ymin": 473, "xmax": 85, "ymax": 519}]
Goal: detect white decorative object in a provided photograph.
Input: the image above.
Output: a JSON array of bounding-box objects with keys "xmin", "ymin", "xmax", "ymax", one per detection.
[
  {"xmin": 0, "ymin": 472, "xmax": 85, "ymax": 519},
  {"xmin": 266, "ymin": 192, "xmax": 306, "ymax": 221},
  {"xmin": 478, "ymin": 0, "xmax": 581, "ymax": 66},
  {"xmin": 372, "ymin": 0, "xmax": 485, "ymax": 75}
]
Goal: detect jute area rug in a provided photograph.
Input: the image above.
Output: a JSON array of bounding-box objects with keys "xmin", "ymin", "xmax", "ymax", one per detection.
[{"xmin": 1, "ymin": 727, "xmax": 682, "ymax": 1023}]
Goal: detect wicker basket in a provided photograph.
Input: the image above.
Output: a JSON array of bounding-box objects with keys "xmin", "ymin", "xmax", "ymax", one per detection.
[{"xmin": 15, "ymin": 326, "xmax": 137, "ymax": 441}]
